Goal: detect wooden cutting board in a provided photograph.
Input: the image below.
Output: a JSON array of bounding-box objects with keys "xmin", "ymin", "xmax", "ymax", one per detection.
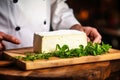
[{"xmin": 3, "ymin": 47, "xmax": 120, "ymax": 70}]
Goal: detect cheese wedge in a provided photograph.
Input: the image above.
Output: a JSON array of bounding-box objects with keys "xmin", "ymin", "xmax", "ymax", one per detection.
[{"xmin": 33, "ymin": 30, "xmax": 87, "ymax": 53}]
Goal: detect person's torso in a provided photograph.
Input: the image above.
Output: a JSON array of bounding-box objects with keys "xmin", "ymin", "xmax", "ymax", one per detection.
[{"xmin": 0, "ymin": 0, "xmax": 51, "ymax": 49}]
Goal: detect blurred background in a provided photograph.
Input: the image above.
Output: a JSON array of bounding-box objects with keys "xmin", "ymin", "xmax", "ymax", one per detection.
[{"xmin": 66, "ymin": 0, "xmax": 120, "ymax": 50}]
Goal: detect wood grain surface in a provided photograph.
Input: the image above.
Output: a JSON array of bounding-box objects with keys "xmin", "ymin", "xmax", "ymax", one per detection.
[
  {"xmin": 3, "ymin": 48, "xmax": 120, "ymax": 70},
  {"xmin": 0, "ymin": 61, "xmax": 13, "ymax": 67},
  {"xmin": 0, "ymin": 60, "xmax": 120, "ymax": 80}
]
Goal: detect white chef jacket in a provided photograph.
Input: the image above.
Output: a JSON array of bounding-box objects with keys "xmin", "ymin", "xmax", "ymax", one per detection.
[{"xmin": 0, "ymin": 0, "xmax": 80, "ymax": 49}]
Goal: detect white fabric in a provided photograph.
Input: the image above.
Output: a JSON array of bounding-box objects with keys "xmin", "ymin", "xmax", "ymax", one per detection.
[{"xmin": 0, "ymin": 0, "xmax": 81, "ymax": 49}]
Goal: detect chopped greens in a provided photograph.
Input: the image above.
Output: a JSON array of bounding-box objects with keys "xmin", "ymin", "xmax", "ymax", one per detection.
[{"xmin": 16, "ymin": 42, "xmax": 112, "ymax": 61}]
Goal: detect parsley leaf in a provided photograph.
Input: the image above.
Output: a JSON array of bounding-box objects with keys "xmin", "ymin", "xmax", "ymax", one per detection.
[{"xmin": 16, "ymin": 42, "xmax": 112, "ymax": 61}]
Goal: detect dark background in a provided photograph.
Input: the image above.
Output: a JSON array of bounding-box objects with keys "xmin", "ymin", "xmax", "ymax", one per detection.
[{"xmin": 66, "ymin": 0, "xmax": 120, "ymax": 50}]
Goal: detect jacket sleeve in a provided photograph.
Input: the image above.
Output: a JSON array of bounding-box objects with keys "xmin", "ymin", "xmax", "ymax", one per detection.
[{"xmin": 51, "ymin": 0, "xmax": 81, "ymax": 30}]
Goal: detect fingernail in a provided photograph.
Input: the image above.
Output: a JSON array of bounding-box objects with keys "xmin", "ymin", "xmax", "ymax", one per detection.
[{"xmin": 15, "ymin": 39, "xmax": 21, "ymax": 44}]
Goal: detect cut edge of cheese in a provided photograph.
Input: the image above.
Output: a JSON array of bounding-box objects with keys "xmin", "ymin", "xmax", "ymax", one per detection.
[{"xmin": 33, "ymin": 30, "xmax": 87, "ymax": 53}]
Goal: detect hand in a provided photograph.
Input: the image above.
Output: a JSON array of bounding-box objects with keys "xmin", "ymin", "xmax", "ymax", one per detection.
[
  {"xmin": 0, "ymin": 32, "xmax": 20, "ymax": 51},
  {"xmin": 70, "ymin": 24, "xmax": 102, "ymax": 43}
]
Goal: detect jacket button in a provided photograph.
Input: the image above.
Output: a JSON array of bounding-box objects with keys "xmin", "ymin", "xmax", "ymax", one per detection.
[
  {"xmin": 15, "ymin": 26, "xmax": 20, "ymax": 31},
  {"xmin": 44, "ymin": 21, "xmax": 46, "ymax": 25},
  {"xmin": 13, "ymin": 0, "xmax": 18, "ymax": 3}
]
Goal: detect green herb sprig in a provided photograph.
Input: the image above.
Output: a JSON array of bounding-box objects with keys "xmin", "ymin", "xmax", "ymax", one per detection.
[{"xmin": 16, "ymin": 42, "xmax": 112, "ymax": 61}]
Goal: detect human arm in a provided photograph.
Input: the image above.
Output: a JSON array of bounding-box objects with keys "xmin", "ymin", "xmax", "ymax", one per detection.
[
  {"xmin": 51, "ymin": 0, "xmax": 80, "ymax": 30},
  {"xmin": 51, "ymin": 0, "xmax": 102, "ymax": 43}
]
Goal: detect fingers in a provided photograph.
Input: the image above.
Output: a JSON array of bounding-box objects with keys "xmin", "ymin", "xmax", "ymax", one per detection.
[
  {"xmin": 83, "ymin": 27, "xmax": 102, "ymax": 43},
  {"xmin": 0, "ymin": 32, "xmax": 20, "ymax": 44},
  {"xmin": 93, "ymin": 36, "xmax": 102, "ymax": 43},
  {"xmin": 0, "ymin": 32, "xmax": 21, "ymax": 51},
  {"xmin": 70, "ymin": 25, "xmax": 102, "ymax": 43},
  {"xmin": 0, "ymin": 42, "xmax": 6, "ymax": 51},
  {"xmin": 90, "ymin": 28, "xmax": 102, "ymax": 43},
  {"xmin": 87, "ymin": 37, "xmax": 90, "ymax": 42}
]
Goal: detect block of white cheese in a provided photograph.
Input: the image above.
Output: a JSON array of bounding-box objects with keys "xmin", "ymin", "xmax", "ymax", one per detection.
[{"xmin": 33, "ymin": 30, "xmax": 87, "ymax": 53}]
